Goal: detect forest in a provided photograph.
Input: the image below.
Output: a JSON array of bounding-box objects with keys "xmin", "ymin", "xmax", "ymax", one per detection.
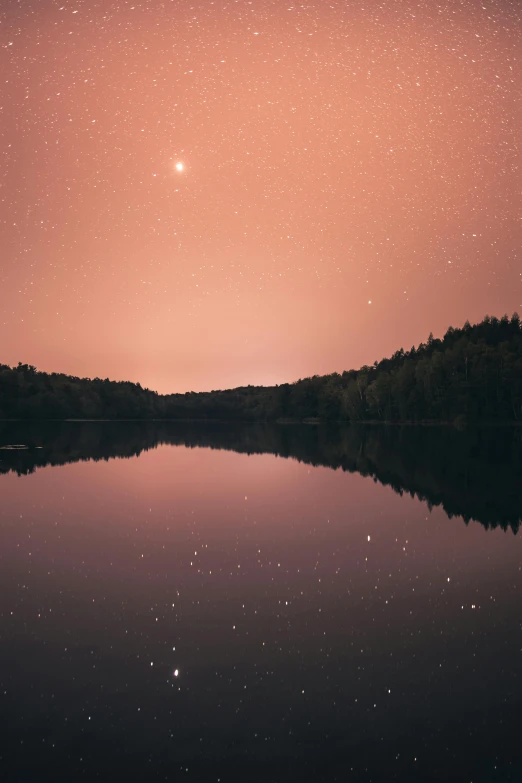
[{"xmin": 1, "ymin": 314, "xmax": 522, "ymax": 423}]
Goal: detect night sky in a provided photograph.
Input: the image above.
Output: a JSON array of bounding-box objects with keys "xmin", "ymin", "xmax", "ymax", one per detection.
[{"xmin": 2, "ymin": 0, "xmax": 521, "ymax": 393}]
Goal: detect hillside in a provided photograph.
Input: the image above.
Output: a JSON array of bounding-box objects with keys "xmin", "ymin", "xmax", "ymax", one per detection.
[{"xmin": 1, "ymin": 314, "xmax": 522, "ymax": 423}]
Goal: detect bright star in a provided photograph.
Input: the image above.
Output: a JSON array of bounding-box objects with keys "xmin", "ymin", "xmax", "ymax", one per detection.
[{"xmin": 175, "ymin": 162, "xmax": 184, "ymax": 172}]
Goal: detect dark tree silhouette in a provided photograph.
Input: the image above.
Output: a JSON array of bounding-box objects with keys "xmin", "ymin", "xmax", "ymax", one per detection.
[{"xmin": 2, "ymin": 314, "xmax": 522, "ymax": 423}]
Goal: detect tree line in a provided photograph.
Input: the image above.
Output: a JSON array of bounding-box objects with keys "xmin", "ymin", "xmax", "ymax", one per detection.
[{"xmin": 2, "ymin": 313, "xmax": 522, "ymax": 423}]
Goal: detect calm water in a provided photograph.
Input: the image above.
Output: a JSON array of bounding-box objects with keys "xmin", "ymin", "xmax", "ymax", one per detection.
[{"xmin": 1, "ymin": 422, "xmax": 522, "ymax": 782}]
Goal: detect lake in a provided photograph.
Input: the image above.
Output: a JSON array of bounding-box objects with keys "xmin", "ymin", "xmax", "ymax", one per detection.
[{"xmin": 1, "ymin": 422, "xmax": 521, "ymax": 781}]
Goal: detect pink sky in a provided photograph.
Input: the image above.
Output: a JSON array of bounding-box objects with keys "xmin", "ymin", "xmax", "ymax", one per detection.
[{"xmin": 2, "ymin": 0, "xmax": 521, "ymax": 392}]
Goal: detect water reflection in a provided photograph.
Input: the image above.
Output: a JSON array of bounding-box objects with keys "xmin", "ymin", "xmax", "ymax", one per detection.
[
  {"xmin": 1, "ymin": 420, "xmax": 521, "ymax": 532},
  {"xmin": 1, "ymin": 423, "xmax": 522, "ymax": 782}
]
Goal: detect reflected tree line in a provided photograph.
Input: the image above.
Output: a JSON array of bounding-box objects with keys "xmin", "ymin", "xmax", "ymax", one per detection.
[
  {"xmin": 2, "ymin": 315, "xmax": 522, "ymax": 423},
  {"xmin": 1, "ymin": 420, "xmax": 521, "ymax": 534}
]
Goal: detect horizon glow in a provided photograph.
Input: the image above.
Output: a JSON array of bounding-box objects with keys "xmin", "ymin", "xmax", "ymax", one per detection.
[{"xmin": 1, "ymin": 0, "xmax": 521, "ymax": 393}]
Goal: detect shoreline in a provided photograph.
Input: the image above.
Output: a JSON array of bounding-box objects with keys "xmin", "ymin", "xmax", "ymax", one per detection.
[{"xmin": 1, "ymin": 418, "xmax": 522, "ymax": 428}]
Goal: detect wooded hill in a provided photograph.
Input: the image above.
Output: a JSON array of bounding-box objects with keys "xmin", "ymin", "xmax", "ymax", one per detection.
[{"xmin": 2, "ymin": 314, "xmax": 522, "ymax": 423}]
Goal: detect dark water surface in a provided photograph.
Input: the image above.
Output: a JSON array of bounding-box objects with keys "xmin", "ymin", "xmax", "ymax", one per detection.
[{"xmin": 1, "ymin": 422, "xmax": 522, "ymax": 782}]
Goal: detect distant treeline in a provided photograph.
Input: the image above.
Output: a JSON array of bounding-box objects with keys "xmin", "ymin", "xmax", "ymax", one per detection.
[
  {"xmin": 1, "ymin": 420, "xmax": 521, "ymax": 533},
  {"xmin": 2, "ymin": 314, "xmax": 522, "ymax": 422}
]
